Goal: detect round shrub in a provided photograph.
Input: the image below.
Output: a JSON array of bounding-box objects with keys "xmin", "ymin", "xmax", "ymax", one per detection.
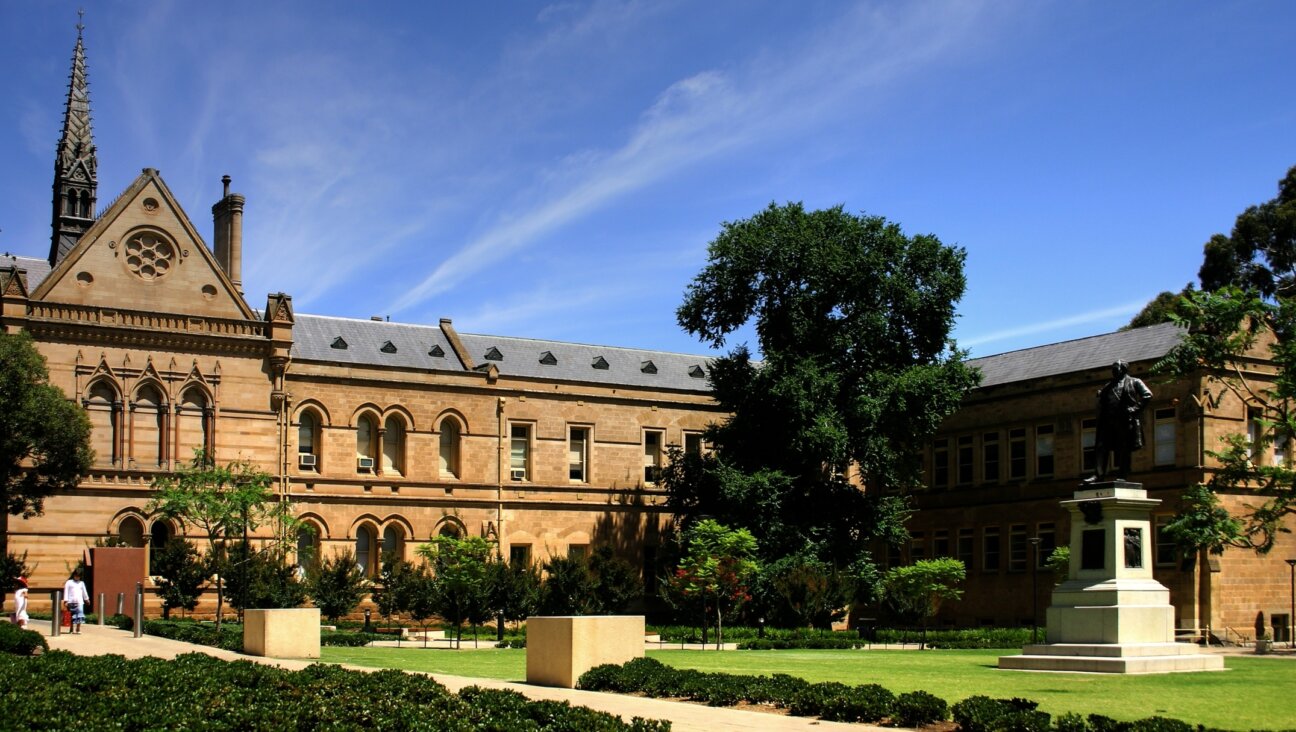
[
  {"xmin": 0, "ymin": 622, "xmax": 48, "ymax": 656},
  {"xmin": 892, "ymin": 690, "xmax": 949, "ymax": 727}
]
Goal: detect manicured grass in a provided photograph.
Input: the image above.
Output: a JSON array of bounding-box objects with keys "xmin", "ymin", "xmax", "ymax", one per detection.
[{"xmin": 320, "ymin": 646, "xmax": 1296, "ymax": 730}]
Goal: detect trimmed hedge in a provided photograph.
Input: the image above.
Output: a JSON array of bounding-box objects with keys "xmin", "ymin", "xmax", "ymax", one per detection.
[
  {"xmin": 739, "ymin": 637, "xmax": 864, "ymax": 650},
  {"xmin": 321, "ymin": 630, "xmax": 384, "ymax": 647},
  {"xmin": 581, "ymin": 659, "xmax": 1239, "ymax": 731},
  {"xmin": 875, "ymin": 627, "xmax": 1035, "ymax": 649},
  {"xmin": 0, "ymin": 651, "xmax": 669, "ymax": 731},
  {"xmin": 142, "ymin": 619, "xmax": 244, "ymax": 652},
  {"xmin": 0, "ymin": 622, "xmax": 48, "ymax": 656}
]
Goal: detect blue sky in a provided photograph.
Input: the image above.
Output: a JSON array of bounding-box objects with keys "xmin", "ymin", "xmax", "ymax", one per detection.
[{"xmin": 2, "ymin": 1, "xmax": 1294, "ymax": 359}]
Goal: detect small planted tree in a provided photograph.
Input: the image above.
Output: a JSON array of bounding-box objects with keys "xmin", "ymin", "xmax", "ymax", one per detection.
[
  {"xmin": 883, "ymin": 557, "xmax": 966, "ymax": 649},
  {"xmin": 589, "ymin": 546, "xmax": 641, "ymax": 615},
  {"xmin": 667, "ymin": 519, "xmax": 759, "ymax": 649},
  {"xmin": 375, "ymin": 552, "xmax": 417, "ymax": 641},
  {"xmin": 487, "ymin": 558, "xmax": 540, "ymax": 640},
  {"xmin": 151, "ymin": 538, "xmax": 205, "ymax": 619},
  {"xmin": 147, "ymin": 451, "xmax": 301, "ymax": 628},
  {"xmin": 538, "ymin": 555, "xmax": 595, "ymax": 616},
  {"xmin": 417, "ymin": 535, "xmax": 493, "ymax": 648},
  {"xmin": 306, "ymin": 550, "xmax": 369, "ymax": 623}
]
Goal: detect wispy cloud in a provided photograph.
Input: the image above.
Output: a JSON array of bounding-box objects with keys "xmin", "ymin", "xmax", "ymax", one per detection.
[
  {"xmin": 387, "ymin": 1, "xmax": 998, "ymax": 315},
  {"xmin": 960, "ymin": 299, "xmax": 1151, "ymax": 350}
]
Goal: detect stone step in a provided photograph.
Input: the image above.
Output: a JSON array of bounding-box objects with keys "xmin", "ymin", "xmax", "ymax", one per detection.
[
  {"xmin": 1000, "ymin": 653, "xmax": 1225, "ymax": 674},
  {"xmin": 1020, "ymin": 642, "xmax": 1204, "ymax": 658}
]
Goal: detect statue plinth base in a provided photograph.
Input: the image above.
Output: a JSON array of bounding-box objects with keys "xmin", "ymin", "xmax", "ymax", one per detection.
[{"xmin": 999, "ymin": 482, "xmax": 1223, "ymax": 674}]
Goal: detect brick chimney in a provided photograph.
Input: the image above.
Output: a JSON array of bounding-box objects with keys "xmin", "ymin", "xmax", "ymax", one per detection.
[{"xmin": 212, "ymin": 174, "xmax": 245, "ymax": 293}]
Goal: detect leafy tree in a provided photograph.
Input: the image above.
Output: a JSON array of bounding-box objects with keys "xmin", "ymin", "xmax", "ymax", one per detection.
[
  {"xmin": 487, "ymin": 558, "xmax": 540, "ymax": 639},
  {"xmin": 1124, "ymin": 286, "xmax": 1194, "ymax": 330},
  {"xmin": 374, "ymin": 552, "xmax": 417, "ymax": 633},
  {"xmin": 405, "ymin": 564, "xmax": 439, "ymax": 647},
  {"xmin": 670, "ymin": 203, "xmax": 978, "ymax": 581},
  {"xmin": 756, "ymin": 551, "xmax": 855, "ymax": 629},
  {"xmin": 666, "ymin": 519, "xmax": 759, "ymax": 649},
  {"xmin": 306, "ymin": 549, "xmax": 369, "ymax": 622},
  {"xmin": 417, "ymin": 535, "xmax": 493, "ymax": 648},
  {"xmin": 151, "ymin": 538, "xmax": 206, "ymax": 619},
  {"xmin": 1197, "ymin": 165, "xmax": 1296, "ymax": 298},
  {"xmin": 0, "ymin": 332, "xmax": 92, "ymax": 560},
  {"xmin": 1, "ymin": 551, "xmax": 32, "ymax": 615},
  {"xmin": 223, "ymin": 541, "xmax": 306, "ymax": 617},
  {"xmin": 147, "ymin": 451, "xmax": 301, "ymax": 627},
  {"xmin": 589, "ymin": 546, "xmax": 641, "ymax": 614},
  {"xmin": 1045, "ymin": 546, "xmax": 1071, "ymax": 584},
  {"xmin": 538, "ymin": 555, "xmax": 595, "ymax": 616},
  {"xmin": 882, "ymin": 557, "xmax": 965, "ymax": 648}
]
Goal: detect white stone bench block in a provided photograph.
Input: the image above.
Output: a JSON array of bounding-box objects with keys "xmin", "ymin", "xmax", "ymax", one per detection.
[
  {"xmin": 526, "ymin": 615, "xmax": 644, "ymax": 688},
  {"xmin": 243, "ymin": 608, "xmax": 321, "ymax": 659}
]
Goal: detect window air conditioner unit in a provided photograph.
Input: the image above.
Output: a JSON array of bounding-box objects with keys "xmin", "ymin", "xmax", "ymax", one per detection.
[
  {"xmin": 357, "ymin": 457, "xmax": 375, "ymax": 471},
  {"xmin": 510, "ymin": 468, "xmax": 527, "ymax": 481},
  {"xmin": 299, "ymin": 453, "xmax": 317, "ymax": 468}
]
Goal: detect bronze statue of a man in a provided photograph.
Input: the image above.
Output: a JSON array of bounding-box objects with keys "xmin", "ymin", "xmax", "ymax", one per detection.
[{"xmin": 1086, "ymin": 360, "xmax": 1152, "ymax": 482}]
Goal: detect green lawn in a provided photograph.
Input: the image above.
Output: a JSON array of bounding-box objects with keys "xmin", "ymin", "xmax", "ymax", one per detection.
[{"xmin": 320, "ymin": 647, "xmax": 1296, "ymax": 730}]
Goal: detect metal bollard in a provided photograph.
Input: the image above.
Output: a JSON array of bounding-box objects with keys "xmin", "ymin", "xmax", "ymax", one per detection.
[
  {"xmin": 133, "ymin": 582, "xmax": 143, "ymax": 638},
  {"xmin": 98, "ymin": 593, "xmax": 106, "ymax": 626},
  {"xmin": 51, "ymin": 590, "xmax": 62, "ymax": 637},
  {"xmin": 116, "ymin": 592, "xmax": 124, "ymax": 616}
]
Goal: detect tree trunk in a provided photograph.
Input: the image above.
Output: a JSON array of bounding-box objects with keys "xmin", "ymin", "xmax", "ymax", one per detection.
[{"xmin": 716, "ymin": 602, "xmax": 723, "ymax": 651}]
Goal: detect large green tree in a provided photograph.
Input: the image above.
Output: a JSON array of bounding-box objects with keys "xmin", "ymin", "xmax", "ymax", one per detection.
[
  {"xmin": 670, "ymin": 203, "xmax": 979, "ymax": 582},
  {"xmin": 882, "ymin": 557, "xmax": 965, "ymax": 648},
  {"xmin": 0, "ymin": 332, "xmax": 92, "ymax": 558}
]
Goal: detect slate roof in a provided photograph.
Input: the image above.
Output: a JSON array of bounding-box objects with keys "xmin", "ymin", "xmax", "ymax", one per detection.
[
  {"xmin": 967, "ymin": 321, "xmax": 1184, "ymax": 388},
  {"xmin": 292, "ymin": 314, "xmax": 460, "ymax": 372},
  {"xmin": 456, "ymin": 331, "xmax": 712, "ymax": 392},
  {"xmin": 2, "ymin": 254, "xmax": 52, "ymax": 290}
]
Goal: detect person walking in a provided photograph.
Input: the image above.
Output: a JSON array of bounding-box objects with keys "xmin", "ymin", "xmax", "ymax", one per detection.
[
  {"xmin": 63, "ymin": 569, "xmax": 89, "ymax": 634},
  {"xmin": 11, "ymin": 576, "xmax": 29, "ymax": 629}
]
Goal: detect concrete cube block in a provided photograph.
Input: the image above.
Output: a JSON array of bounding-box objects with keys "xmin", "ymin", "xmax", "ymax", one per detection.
[
  {"xmin": 526, "ymin": 615, "xmax": 644, "ymax": 688},
  {"xmin": 243, "ymin": 608, "xmax": 321, "ymax": 659}
]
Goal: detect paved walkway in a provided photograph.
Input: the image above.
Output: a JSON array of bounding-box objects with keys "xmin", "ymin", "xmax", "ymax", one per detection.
[{"xmin": 33, "ymin": 623, "xmax": 883, "ymax": 732}]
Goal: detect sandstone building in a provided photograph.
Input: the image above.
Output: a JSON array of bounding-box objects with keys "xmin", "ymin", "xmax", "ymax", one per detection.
[{"xmin": 3, "ymin": 30, "xmax": 1293, "ymax": 638}]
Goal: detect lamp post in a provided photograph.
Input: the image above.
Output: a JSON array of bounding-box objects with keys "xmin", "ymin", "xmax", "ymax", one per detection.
[
  {"xmin": 1029, "ymin": 537, "xmax": 1042, "ymax": 644},
  {"xmin": 1286, "ymin": 559, "xmax": 1296, "ymax": 649}
]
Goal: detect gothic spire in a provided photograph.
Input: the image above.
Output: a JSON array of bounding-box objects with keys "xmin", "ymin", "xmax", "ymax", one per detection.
[{"xmin": 49, "ymin": 11, "xmax": 98, "ymax": 266}]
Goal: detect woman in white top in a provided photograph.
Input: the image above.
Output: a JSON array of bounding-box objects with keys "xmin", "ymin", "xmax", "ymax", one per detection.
[
  {"xmin": 11, "ymin": 576, "xmax": 28, "ymax": 628},
  {"xmin": 63, "ymin": 569, "xmax": 88, "ymax": 634}
]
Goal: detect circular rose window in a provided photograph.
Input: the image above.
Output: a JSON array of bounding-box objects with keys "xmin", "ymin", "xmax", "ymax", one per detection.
[{"xmin": 123, "ymin": 232, "xmax": 176, "ymax": 281}]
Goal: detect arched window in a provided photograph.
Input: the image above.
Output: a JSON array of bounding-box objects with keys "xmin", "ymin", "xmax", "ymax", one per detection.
[
  {"xmin": 177, "ymin": 387, "xmax": 211, "ymax": 463},
  {"xmin": 437, "ymin": 521, "xmax": 463, "ymax": 539},
  {"xmin": 85, "ymin": 380, "xmax": 119, "ymax": 466},
  {"xmin": 439, "ymin": 418, "xmax": 460, "ymax": 479},
  {"xmin": 119, "ymin": 516, "xmax": 145, "ymax": 548},
  {"xmin": 296, "ymin": 524, "xmax": 320, "ymax": 570},
  {"xmin": 149, "ymin": 520, "xmax": 172, "ymax": 574},
  {"xmin": 382, "ymin": 524, "xmax": 405, "ymax": 563},
  {"xmin": 65, "ymin": 189, "xmax": 77, "ymax": 215},
  {"xmin": 356, "ymin": 415, "xmax": 376, "ymax": 472},
  {"xmin": 79, "ymin": 190, "xmax": 91, "ymax": 217},
  {"xmin": 355, "ymin": 525, "xmax": 377, "ymax": 577},
  {"xmin": 133, "ymin": 384, "xmax": 166, "ymax": 468},
  {"xmin": 382, "ymin": 416, "xmax": 405, "ymax": 475},
  {"xmin": 298, "ymin": 411, "xmax": 319, "ymax": 471}
]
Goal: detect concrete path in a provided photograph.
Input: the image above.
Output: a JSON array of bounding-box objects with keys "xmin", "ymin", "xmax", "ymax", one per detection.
[{"xmin": 34, "ymin": 624, "xmax": 884, "ymax": 732}]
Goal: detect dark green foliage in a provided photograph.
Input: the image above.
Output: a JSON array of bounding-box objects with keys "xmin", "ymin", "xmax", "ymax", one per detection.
[
  {"xmin": 952, "ymin": 695, "xmax": 1051, "ymax": 732},
  {"xmin": 305, "ymin": 549, "xmax": 369, "ymax": 622},
  {"xmin": 488, "ymin": 558, "xmax": 541, "ymax": 630},
  {"xmin": 0, "ymin": 651, "xmax": 668, "ymax": 730},
  {"xmin": 1128, "ymin": 718, "xmax": 1194, "ymax": 732},
  {"xmin": 590, "ymin": 546, "xmax": 642, "ymax": 614},
  {"xmin": 874, "ymin": 626, "xmax": 1035, "ymax": 649},
  {"xmin": 1197, "ymin": 165, "xmax": 1296, "ymax": 298},
  {"xmin": 0, "ymin": 551, "xmax": 30, "ymax": 605},
  {"xmin": 539, "ymin": 555, "xmax": 596, "ymax": 615},
  {"xmin": 1087, "ymin": 715, "xmax": 1128, "ymax": 732},
  {"xmin": 151, "ymin": 538, "xmax": 206, "ymax": 618},
  {"xmin": 753, "ymin": 551, "xmax": 855, "ymax": 628},
  {"xmin": 738, "ymin": 637, "xmax": 864, "ymax": 650},
  {"xmin": 892, "ymin": 690, "xmax": 949, "ymax": 727},
  {"xmin": 109, "ymin": 613, "xmax": 133, "ymax": 630},
  {"xmin": 143, "ymin": 619, "xmax": 244, "ymax": 652},
  {"xmin": 320, "ymin": 631, "xmax": 383, "ymax": 647},
  {"xmin": 1124, "ymin": 287, "xmax": 1194, "ymax": 330},
  {"xmin": 795, "ymin": 682, "xmax": 895, "ymax": 723},
  {"xmin": 0, "ymin": 332, "xmax": 92, "ymax": 560},
  {"xmin": 1055, "ymin": 712, "xmax": 1089, "ymax": 732},
  {"xmin": 223, "ymin": 542, "xmax": 306, "ymax": 614},
  {"xmin": 672, "ymin": 203, "xmax": 979, "ymax": 578},
  {"xmin": 0, "ymin": 621, "xmax": 47, "ymax": 655},
  {"xmin": 374, "ymin": 552, "xmax": 417, "ymax": 625}
]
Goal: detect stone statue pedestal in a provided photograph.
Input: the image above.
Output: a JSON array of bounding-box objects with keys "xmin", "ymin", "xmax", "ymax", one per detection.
[{"xmin": 999, "ymin": 482, "xmax": 1223, "ymax": 673}]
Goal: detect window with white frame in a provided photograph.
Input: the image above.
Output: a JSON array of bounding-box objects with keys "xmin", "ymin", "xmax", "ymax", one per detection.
[
  {"xmin": 983, "ymin": 527, "xmax": 1001, "ymax": 572},
  {"xmin": 932, "ymin": 438, "xmax": 950, "ymax": 488},
  {"xmin": 510, "ymin": 424, "xmax": 531, "ymax": 481},
  {"xmin": 1036, "ymin": 522, "xmax": 1057, "ymax": 569},
  {"xmin": 1154, "ymin": 514, "xmax": 1178, "ymax": 567},
  {"xmin": 1008, "ymin": 428, "xmax": 1027, "ymax": 479},
  {"xmin": 957, "ymin": 435, "xmax": 974, "ymax": 485},
  {"xmin": 1008, "ymin": 524, "xmax": 1028, "ymax": 572},
  {"xmin": 957, "ymin": 528, "xmax": 974, "ymax": 568},
  {"xmin": 356, "ymin": 415, "xmax": 377, "ymax": 472},
  {"xmin": 438, "ymin": 418, "xmax": 460, "ymax": 478},
  {"xmin": 298, "ymin": 411, "xmax": 319, "ymax": 470},
  {"xmin": 684, "ymin": 432, "xmax": 704, "ymax": 457},
  {"xmin": 569, "ymin": 426, "xmax": 590, "ymax": 482},
  {"xmin": 982, "ymin": 432, "xmax": 1000, "ymax": 483},
  {"xmin": 1081, "ymin": 418, "xmax": 1097, "ymax": 474}
]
